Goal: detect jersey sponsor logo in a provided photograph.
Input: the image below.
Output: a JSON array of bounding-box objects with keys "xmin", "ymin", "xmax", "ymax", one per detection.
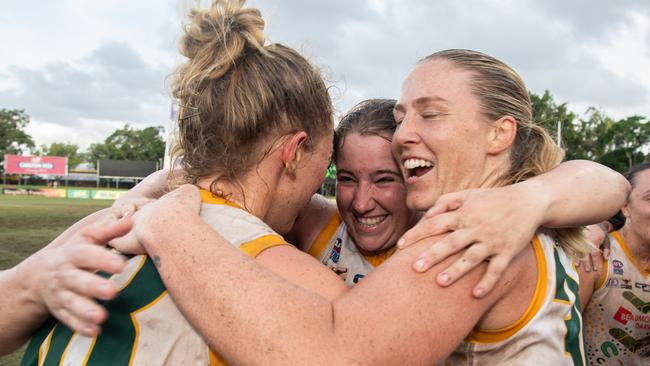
[
  {"xmin": 612, "ymin": 259, "xmax": 624, "ymax": 275},
  {"xmin": 606, "ymin": 278, "xmax": 633, "ymax": 289},
  {"xmin": 613, "ymin": 306, "xmax": 633, "ymax": 325},
  {"xmin": 352, "ymin": 274, "xmax": 365, "ymax": 284},
  {"xmin": 635, "ymin": 282, "xmax": 650, "ymax": 293},
  {"xmin": 329, "ymin": 238, "xmax": 343, "ymax": 264}
]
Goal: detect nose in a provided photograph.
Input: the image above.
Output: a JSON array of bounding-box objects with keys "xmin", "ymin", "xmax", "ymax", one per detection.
[
  {"xmin": 352, "ymin": 181, "xmax": 376, "ymax": 214},
  {"xmin": 394, "ymin": 113, "xmax": 420, "ymax": 147}
]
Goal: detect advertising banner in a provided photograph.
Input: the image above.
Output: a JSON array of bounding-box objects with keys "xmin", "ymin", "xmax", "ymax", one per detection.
[
  {"xmin": 92, "ymin": 190, "xmax": 125, "ymax": 200},
  {"xmin": 4, "ymin": 155, "xmax": 68, "ymax": 175},
  {"xmin": 67, "ymin": 189, "xmax": 92, "ymax": 199},
  {"xmin": 1, "ymin": 187, "xmax": 66, "ymax": 197}
]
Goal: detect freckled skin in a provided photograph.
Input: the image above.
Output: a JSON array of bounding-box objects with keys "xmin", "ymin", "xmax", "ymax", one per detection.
[{"xmin": 335, "ymin": 133, "xmax": 416, "ymax": 253}]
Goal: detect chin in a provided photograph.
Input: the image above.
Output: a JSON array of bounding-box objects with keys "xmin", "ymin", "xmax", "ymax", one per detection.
[{"xmin": 406, "ymin": 194, "xmax": 436, "ymax": 212}]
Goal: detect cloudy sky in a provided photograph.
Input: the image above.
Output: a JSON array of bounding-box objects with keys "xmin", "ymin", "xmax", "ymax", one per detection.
[{"xmin": 2, "ymin": 0, "xmax": 650, "ymax": 151}]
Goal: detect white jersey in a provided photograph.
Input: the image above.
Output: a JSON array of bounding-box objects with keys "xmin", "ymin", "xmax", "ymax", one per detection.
[
  {"xmin": 23, "ymin": 190, "xmax": 289, "ymax": 366},
  {"xmin": 307, "ymin": 212, "xmax": 394, "ymax": 286},
  {"xmin": 442, "ymin": 232, "xmax": 586, "ymax": 365},
  {"xmin": 583, "ymin": 231, "xmax": 650, "ymax": 365}
]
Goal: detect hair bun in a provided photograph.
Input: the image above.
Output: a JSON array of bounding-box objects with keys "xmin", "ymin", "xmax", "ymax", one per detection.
[{"xmin": 179, "ymin": 0, "xmax": 267, "ymax": 81}]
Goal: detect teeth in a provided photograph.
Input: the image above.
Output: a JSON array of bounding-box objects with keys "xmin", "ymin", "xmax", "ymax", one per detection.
[
  {"xmin": 403, "ymin": 159, "xmax": 434, "ymax": 170},
  {"xmin": 357, "ymin": 215, "xmax": 388, "ymax": 227}
]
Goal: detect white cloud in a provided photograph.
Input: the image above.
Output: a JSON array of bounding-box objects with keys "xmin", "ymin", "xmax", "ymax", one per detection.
[{"xmin": 2, "ymin": 0, "xmax": 650, "ymax": 150}]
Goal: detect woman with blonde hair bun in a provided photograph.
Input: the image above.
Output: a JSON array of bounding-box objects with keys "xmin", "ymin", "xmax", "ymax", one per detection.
[{"xmin": 20, "ymin": 0, "xmax": 340, "ymax": 364}]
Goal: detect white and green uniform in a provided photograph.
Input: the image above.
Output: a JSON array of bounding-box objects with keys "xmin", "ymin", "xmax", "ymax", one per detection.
[
  {"xmin": 21, "ymin": 190, "xmax": 289, "ymax": 366},
  {"xmin": 583, "ymin": 231, "xmax": 650, "ymax": 365},
  {"xmin": 442, "ymin": 232, "xmax": 586, "ymax": 365},
  {"xmin": 307, "ymin": 211, "xmax": 394, "ymax": 287}
]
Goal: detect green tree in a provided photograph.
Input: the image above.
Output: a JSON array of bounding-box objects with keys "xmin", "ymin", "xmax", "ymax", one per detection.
[
  {"xmin": 0, "ymin": 109, "xmax": 35, "ymax": 172},
  {"xmin": 530, "ymin": 91, "xmax": 650, "ymax": 172},
  {"xmin": 37, "ymin": 142, "xmax": 85, "ymax": 170},
  {"xmin": 87, "ymin": 125, "xmax": 165, "ymax": 167}
]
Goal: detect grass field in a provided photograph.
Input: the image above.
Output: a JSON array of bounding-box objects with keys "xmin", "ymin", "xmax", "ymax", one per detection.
[{"xmin": 0, "ymin": 195, "xmax": 113, "ymax": 366}]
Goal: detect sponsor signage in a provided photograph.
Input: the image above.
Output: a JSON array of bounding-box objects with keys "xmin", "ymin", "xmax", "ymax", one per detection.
[
  {"xmin": 4, "ymin": 155, "xmax": 68, "ymax": 175},
  {"xmin": 1, "ymin": 187, "xmax": 66, "ymax": 197},
  {"xmin": 92, "ymin": 190, "xmax": 125, "ymax": 200},
  {"xmin": 67, "ymin": 189, "xmax": 92, "ymax": 199}
]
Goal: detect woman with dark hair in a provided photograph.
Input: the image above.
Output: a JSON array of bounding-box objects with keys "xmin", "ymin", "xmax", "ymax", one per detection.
[{"xmin": 579, "ymin": 162, "xmax": 650, "ymax": 365}]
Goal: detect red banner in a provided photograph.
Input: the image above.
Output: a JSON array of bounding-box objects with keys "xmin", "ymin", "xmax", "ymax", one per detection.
[{"xmin": 4, "ymin": 155, "xmax": 68, "ymax": 175}]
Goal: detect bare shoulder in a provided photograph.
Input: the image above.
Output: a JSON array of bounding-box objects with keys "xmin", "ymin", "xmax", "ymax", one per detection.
[
  {"xmin": 286, "ymin": 194, "xmax": 337, "ymax": 252},
  {"xmin": 255, "ymin": 244, "xmax": 347, "ymax": 301}
]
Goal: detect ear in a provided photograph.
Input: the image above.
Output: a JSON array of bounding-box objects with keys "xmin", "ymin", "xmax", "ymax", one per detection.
[
  {"xmin": 280, "ymin": 131, "xmax": 308, "ymax": 175},
  {"xmin": 621, "ymin": 202, "xmax": 631, "ymax": 220},
  {"xmin": 487, "ymin": 116, "xmax": 517, "ymax": 155}
]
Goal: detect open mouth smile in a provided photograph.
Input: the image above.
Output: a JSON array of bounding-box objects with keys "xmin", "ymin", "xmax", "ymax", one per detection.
[
  {"xmin": 356, "ymin": 215, "xmax": 388, "ymax": 228},
  {"xmin": 403, "ymin": 158, "xmax": 434, "ymax": 180}
]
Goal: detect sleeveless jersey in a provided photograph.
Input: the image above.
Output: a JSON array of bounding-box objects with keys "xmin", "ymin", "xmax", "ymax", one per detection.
[
  {"xmin": 307, "ymin": 211, "xmax": 395, "ymax": 286},
  {"xmin": 442, "ymin": 232, "xmax": 586, "ymax": 365},
  {"xmin": 21, "ymin": 189, "xmax": 290, "ymax": 366},
  {"xmin": 583, "ymin": 231, "xmax": 650, "ymax": 365}
]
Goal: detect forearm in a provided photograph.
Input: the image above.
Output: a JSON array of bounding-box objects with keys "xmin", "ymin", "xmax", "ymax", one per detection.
[
  {"xmin": 521, "ymin": 160, "xmax": 628, "ymax": 227},
  {"xmin": 138, "ymin": 210, "xmax": 339, "ymax": 365},
  {"xmin": 0, "ymin": 256, "xmax": 49, "ymax": 355},
  {"xmin": 139, "ymin": 206, "xmax": 492, "ymax": 365}
]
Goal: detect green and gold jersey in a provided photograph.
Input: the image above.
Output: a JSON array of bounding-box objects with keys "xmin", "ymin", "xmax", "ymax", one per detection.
[
  {"xmin": 442, "ymin": 232, "xmax": 586, "ymax": 366},
  {"xmin": 21, "ymin": 189, "xmax": 289, "ymax": 366},
  {"xmin": 583, "ymin": 231, "xmax": 650, "ymax": 365},
  {"xmin": 308, "ymin": 211, "xmax": 395, "ymax": 286}
]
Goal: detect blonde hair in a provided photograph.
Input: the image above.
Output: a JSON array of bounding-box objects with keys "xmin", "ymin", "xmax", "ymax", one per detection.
[
  {"xmin": 171, "ymin": 0, "xmax": 332, "ymax": 190},
  {"xmin": 422, "ymin": 49, "xmax": 590, "ymax": 255}
]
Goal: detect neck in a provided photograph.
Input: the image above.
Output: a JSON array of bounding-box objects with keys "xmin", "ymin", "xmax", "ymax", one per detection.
[
  {"xmin": 620, "ymin": 224, "xmax": 650, "ymax": 264},
  {"xmin": 198, "ymin": 170, "xmax": 276, "ymax": 220},
  {"xmin": 476, "ymin": 157, "xmax": 511, "ymax": 189}
]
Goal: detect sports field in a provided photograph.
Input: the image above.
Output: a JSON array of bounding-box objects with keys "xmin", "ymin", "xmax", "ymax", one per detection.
[{"xmin": 0, "ymin": 194, "xmax": 112, "ymax": 366}]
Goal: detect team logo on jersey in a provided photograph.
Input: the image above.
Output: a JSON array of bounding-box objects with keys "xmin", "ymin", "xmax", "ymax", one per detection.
[
  {"xmin": 614, "ymin": 306, "xmax": 633, "ymax": 325},
  {"xmin": 329, "ymin": 238, "xmax": 343, "ymax": 264},
  {"xmin": 613, "ymin": 259, "xmax": 624, "ymax": 275}
]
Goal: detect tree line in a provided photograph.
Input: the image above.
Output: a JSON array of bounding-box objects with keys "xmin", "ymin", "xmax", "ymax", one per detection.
[
  {"xmin": 2, "ymin": 90, "xmax": 650, "ymax": 174},
  {"xmin": 0, "ymin": 109, "xmax": 164, "ymax": 172}
]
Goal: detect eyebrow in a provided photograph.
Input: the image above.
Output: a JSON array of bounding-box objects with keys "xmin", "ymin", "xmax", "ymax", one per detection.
[
  {"xmin": 336, "ymin": 169, "xmax": 402, "ymax": 177},
  {"xmin": 394, "ymin": 96, "xmax": 450, "ymax": 113},
  {"xmin": 373, "ymin": 169, "xmax": 401, "ymax": 175}
]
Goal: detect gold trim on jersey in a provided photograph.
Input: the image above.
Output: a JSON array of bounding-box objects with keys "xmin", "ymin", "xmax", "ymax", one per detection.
[
  {"xmin": 81, "ymin": 337, "xmax": 98, "ymax": 366},
  {"xmin": 468, "ymin": 235, "xmax": 547, "ymax": 343},
  {"xmin": 308, "ymin": 211, "xmax": 342, "ymax": 258},
  {"xmin": 200, "ymin": 189, "xmax": 243, "ymax": 209},
  {"xmin": 240, "ymin": 234, "xmax": 291, "ymax": 258},
  {"xmin": 59, "ymin": 334, "xmax": 76, "ymax": 366},
  {"xmin": 39, "ymin": 326, "xmax": 55, "ymax": 366},
  {"xmin": 209, "ymin": 349, "xmax": 227, "ymax": 366},
  {"xmin": 363, "ymin": 246, "xmax": 398, "ymax": 267},
  {"xmin": 612, "ymin": 230, "xmax": 650, "ymax": 277},
  {"xmin": 128, "ymin": 290, "xmax": 170, "ymax": 366},
  {"xmin": 118, "ymin": 256, "xmax": 147, "ymax": 291}
]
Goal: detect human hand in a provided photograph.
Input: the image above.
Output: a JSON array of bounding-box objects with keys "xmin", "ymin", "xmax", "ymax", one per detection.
[
  {"xmin": 397, "ymin": 184, "xmax": 546, "ymax": 298},
  {"xmin": 576, "ymin": 223, "xmax": 611, "ymax": 271},
  {"xmin": 111, "ymin": 195, "xmax": 153, "ymax": 220},
  {"xmin": 24, "ymin": 217, "xmax": 131, "ymax": 336}
]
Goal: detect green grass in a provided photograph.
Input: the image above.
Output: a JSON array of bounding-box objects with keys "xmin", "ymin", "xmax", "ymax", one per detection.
[{"xmin": 0, "ymin": 195, "xmax": 112, "ymax": 366}]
